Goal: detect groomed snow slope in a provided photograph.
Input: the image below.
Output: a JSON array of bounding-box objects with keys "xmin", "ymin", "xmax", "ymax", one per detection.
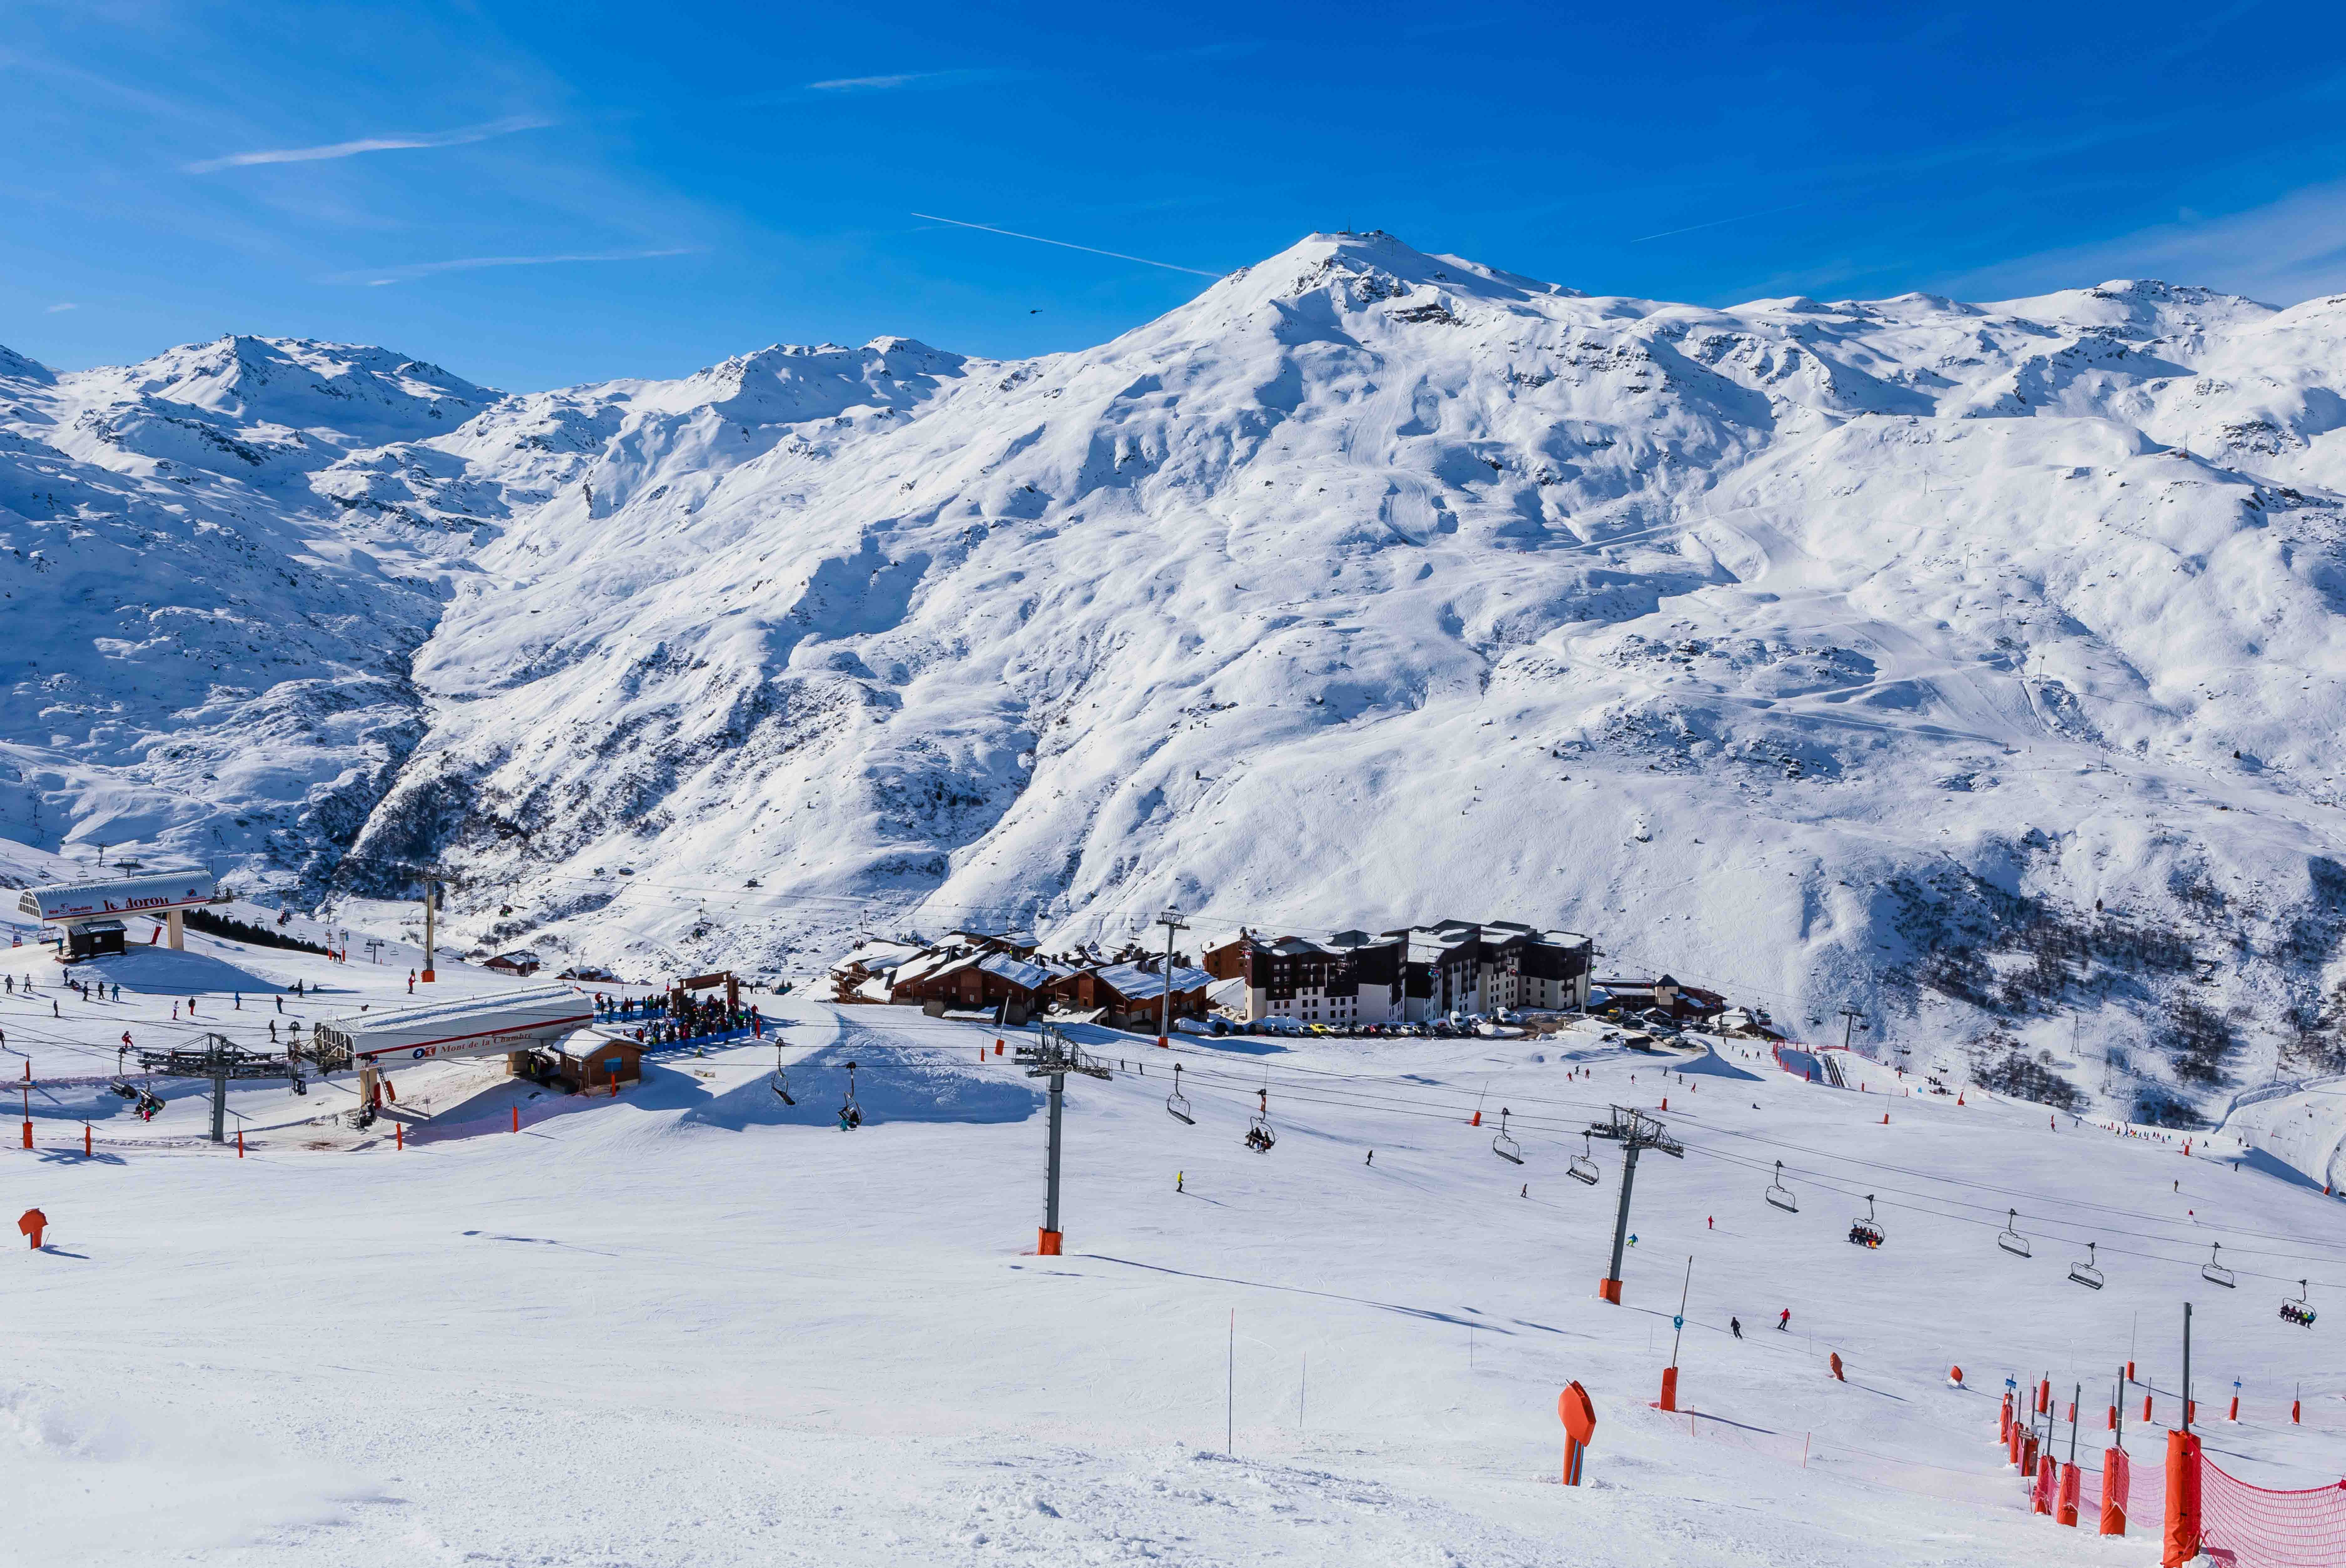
[
  {"xmin": 12, "ymin": 234, "xmax": 2346, "ymax": 1121},
  {"xmin": 6, "ymin": 930, "xmax": 2346, "ymax": 1565}
]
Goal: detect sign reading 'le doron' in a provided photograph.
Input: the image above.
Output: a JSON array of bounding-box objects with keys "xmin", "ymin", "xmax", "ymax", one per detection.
[{"xmin": 18, "ymin": 870, "xmax": 217, "ymax": 923}]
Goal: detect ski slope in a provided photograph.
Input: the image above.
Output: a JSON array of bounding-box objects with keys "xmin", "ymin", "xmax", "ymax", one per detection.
[{"xmin": 6, "ymin": 922, "xmax": 2346, "ymax": 1564}]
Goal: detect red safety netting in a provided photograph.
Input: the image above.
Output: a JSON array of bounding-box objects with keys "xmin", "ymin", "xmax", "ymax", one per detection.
[
  {"xmin": 2078, "ymin": 1444, "xmax": 2166, "ymax": 1533},
  {"xmin": 2201, "ymin": 1456, "xmax": 2346, "ymax": 1568}
]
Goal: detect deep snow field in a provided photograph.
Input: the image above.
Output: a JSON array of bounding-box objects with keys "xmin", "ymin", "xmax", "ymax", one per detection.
[{"xmin": 7, "ymin": 923, "xmax": 2346, "ymax": 1565}]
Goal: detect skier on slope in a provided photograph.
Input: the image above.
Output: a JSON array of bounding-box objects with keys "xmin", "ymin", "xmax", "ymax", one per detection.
[
  {"xmin": 1779, "ymin": 1308, "xmax": 1791, "ymax": 1331},
  {"xmin": 1731, "ymin": 1317, "xmax": 1743, "ymax": 1339}
]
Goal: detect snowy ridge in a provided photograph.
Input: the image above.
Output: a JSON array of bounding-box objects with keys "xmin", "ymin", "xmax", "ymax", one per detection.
[{"xmin": 11, "ymin": 233, "xmax": 2346, "ymax": 1119}]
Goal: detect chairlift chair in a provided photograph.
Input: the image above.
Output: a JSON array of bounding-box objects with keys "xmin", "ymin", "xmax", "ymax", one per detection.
[
  {"xmin": 1244, "ymin": 1087, "xmax": 1276, "ymax": 1153},
  {"xmin": 1567, "ymin": 1132, "xmax": 1601, "ymax": 1186},
  {"xmin": 1765, "ymin": 1159, "xmax": 1798, "ymax": 1213},
  {"xmin": 2201, "ymin": 1242, "xmax": 2235, "ymax": 1289},
  {"xmin": 1847, "ymin": 1194, "xmax": 1884, "ymax": 1249},
  {"xmin": 837, "ymin": 1060, "xmax": 861, "ymax": 1130},
  {"xmin": 2281, "ymin": 1279, "xmax": 2317, "ymax": 1328},
  {"xmin": 1166, "ymin": 1061, "xmax": 1194, "ymax": 1125},
  {"xmin": 2068, "ymin": 1241, "xmax": 2105, "ymax": 1290},
  {"xmin": 771, "ymin": 1043, "xmax": 795, "ymax": 1106},
  {"xmin": 1491, "ymin": 1107, "xmax": 1524, "ymax": 1165},
  {"xmin": 1997, "ymin": 1208, "xmax": 2032, "ymax": 1258}
]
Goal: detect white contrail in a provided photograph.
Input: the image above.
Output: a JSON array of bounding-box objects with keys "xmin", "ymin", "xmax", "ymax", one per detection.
[
  {"xmin": 185, "ymin": 115, "xmax": 552, "ymax": 174},
  {"xmin": 1631, "ymin": 201, "xmax": 1810, "ymax": 244},
  {"xmin": 810, "ymin": 73, "xmax": 936, "ymax": 90},
  {"xmin": 327, "ymin": 247, "xmax": 696, "ymax": 286},
  {"xmin": 910, "ymin": 212, "xmax": 1224, "ymax": 277}
]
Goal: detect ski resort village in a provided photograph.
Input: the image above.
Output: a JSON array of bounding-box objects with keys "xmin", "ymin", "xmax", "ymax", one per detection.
[
  {"xmin": 10, "ymin": 820, "xmax": 2346, "ymax": 1566},
  {"xmin": 14, "ymin": 47, "xmax": 2346, "ymax": 1555}
]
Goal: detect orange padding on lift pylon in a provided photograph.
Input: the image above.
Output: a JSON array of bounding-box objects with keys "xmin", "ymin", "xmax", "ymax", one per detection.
[
  {"xmin": 2164, "ymin": 1430, "xmax": 2201, "ymax": 1566},
  {"xmin": 1036, "ymin": 1228, "xmax": 1062, "ymax": 1256},
  {"xmin": 1598, "ymin": 1278, "xmax": 1622, "ymax": 1304}
]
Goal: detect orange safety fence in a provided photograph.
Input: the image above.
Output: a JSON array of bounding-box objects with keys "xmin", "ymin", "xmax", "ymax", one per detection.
[
  {"xmin": 2199, "ymin": 1454, "xmax": 2346, "ymax": 1568},
  {"xmin": 2077, "ymin": 1443, "xmax": 2166, "ymax": 1533}
]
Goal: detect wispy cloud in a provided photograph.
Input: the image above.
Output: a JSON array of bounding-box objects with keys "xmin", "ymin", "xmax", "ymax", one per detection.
[
  {"xmin": 184, "ymin": 114, "xmax": 553, "ymax": 174},
  {"xmin": 324, "ymin": 246, "xmax": 697, "ymax": 286},
  {"xmin": 45, "ymin": 302, "xmax": 76, "ymax": 313},
  {"xmin": 910, "ymin": 212, "xmax": 1224, "ymax": 277},
  {"xmin": 1947, "ymin": 176, "xmax": 2346, "ymax": 306},
  {"xmin": 808, "ymin": 71, "xmax": 944, "ymax": 91}
]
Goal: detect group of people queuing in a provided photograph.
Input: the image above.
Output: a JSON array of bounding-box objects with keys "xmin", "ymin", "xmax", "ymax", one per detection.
[{"xmin": 594, "ymin": 987, "xmax": 781, "ymax": 1048}]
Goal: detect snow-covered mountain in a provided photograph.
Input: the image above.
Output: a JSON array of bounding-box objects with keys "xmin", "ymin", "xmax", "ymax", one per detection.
[{"xmin": 11, "ymin": 231, "xmax": 2346, "ymax": 1121}]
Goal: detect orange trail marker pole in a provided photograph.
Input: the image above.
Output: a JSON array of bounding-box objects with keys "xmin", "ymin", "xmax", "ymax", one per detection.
[{"xmin": 1558, "ymin": 1381, "xmax": 1596, "ymax": 1485}]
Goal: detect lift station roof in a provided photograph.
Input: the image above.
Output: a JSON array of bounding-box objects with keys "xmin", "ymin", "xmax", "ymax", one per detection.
[
  {"xmin": 18, "ymin": 869, "xmax": 217, "ymax": 923},
  {"xmin": 315, "ymin": 984, "xmax": 595, "ymax": 1065}
]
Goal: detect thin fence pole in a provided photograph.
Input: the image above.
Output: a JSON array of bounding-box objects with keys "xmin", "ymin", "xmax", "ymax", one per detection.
[{"xmin": 1226, "ymin": 1309, "xmax": 1235, "ymax": 1455}]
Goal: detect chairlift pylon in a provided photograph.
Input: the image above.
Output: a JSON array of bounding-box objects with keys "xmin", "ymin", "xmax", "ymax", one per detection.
[
  {"xmin": 1567, "ymin": 1131, "xmax": 1601, "ymax": 1186},
  {"xmin": 1244, "ymin": 1086, "xmax": 1276, "ymax": 1153},
  {"xmin": 1765, "ymin": 1159, "xmax": 1798, "ymax": 1213},
  {"xmin": 2281, "ymin": 1278, "xmax": 2317, "ymax": 1328},
  {"xmin": 837, "ymin": 1060, "xmax": 861, "ymax": 1130},
  {"xmin": 1997, "ymin": 1207, "xmax": 2032, "ymax": 1259},
  {"xmin": 1166, "ymin": 1061, "xmax": 1194, "ymax": 1125},
  {"xmin": 2068, "ymin": 1241, "xmax": 2105, "ymax": 1290},
  {"xmin": 1847, "ymin": 1193, "xmax": 1884, "ymax": 1249},
  {"xmin": 1491, "ymin": 1107, "xmax": 1524, "ymax": 1165},
  {"xmin": 2201, "ymin": 1242, "xmax": 2235, "ymax": 1289}
]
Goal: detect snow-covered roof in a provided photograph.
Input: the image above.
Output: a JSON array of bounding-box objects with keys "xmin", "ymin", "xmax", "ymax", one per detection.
[
  {"xmin": 949, "ymin": 926, "xmax": 1038, "ymax": 949},
  {"xmin": 887, "ymin": 948, "xmax": 973, "ymax": 987},
  {"xmin": 1091, "ymin": 962, "xmax": 1214, "ymax": 1001},
  {"xmin": 977, "ymin": 951, "xmax": 1053, "ymax": 990}
]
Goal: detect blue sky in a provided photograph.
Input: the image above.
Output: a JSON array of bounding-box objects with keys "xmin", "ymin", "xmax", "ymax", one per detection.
[{"xmin": 8, "ymin": 0, "xmax": 2346, "ymax": 390}]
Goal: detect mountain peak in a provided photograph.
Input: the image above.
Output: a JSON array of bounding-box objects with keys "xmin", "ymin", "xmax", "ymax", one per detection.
[{"xmin": 0, "ymin": 343, "xmax": 56, "ymax": 385}]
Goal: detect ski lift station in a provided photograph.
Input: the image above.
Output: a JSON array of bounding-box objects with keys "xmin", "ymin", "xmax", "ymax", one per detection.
[
  {"xmin": 17, "ymin": 867, "xmax": 217, "ymax": 959},
  {"xmin": 314, "ymin": 984, "xmax": 597, "ymax": 1072}
]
